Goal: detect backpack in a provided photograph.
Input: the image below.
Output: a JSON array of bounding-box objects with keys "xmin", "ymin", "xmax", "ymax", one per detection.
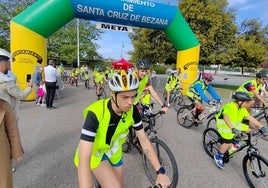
[{"xmin": 37, "ymin": 87, "xmax": 44, "ymax": 97}]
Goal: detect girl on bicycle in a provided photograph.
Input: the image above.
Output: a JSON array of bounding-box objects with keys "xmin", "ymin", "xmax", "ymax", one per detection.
[
  {"xmin": 74, "ymin": 70, "xmax": 170, "ymax": 188},
  {"xmin": 214, "ymin": 91, "xmax": 268, "ymax": 169}
]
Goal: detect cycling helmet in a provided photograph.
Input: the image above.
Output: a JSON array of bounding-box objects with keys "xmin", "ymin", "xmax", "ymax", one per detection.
[
  {"xmin": 0, "ymin": 48, "xmax": 11, "ymax": 61},
  {"xmin": 232, "ymin": 92, "xmax": 252, "ymax": 102},
  {"xmin": 202, "ymin": 73, "xmax": 214, "ymax": 81},
  {"xmin": 256, "ymin": 70, "xmax": 267, "ymax": 79},
  {"xmin": 136, "ymin": 59, "xmax": 150, "ymax": 70},
  {"xmin": 109, "ymin": 70, "xmax": 139, "ymax": 92}
]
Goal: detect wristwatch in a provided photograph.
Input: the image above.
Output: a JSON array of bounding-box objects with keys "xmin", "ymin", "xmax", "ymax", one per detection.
[{"xmin": 156, "ymin": 167, "xmax": 166, "ymax": 175}]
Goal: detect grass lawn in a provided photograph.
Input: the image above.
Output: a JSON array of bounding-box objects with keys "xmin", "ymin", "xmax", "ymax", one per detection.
[{"xmin": 212, "ymin": 84, "xmax": 239, "ymax": 91}]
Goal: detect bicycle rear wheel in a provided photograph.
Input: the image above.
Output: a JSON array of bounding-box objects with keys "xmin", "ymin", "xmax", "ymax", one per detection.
[
  {"xmin": 177, "ymin": 106, "xmax": 194, "ymax": 128},
  {"xmin": 173, "ymin": 96, "xmax": 184, "ymax": 111},
  {"xmin": 243, "ymin": 153, "xmax": 268, "ymax": 188},
  {"xmin": 202, "ymin": 128, "xmax": 222, "ymax": 159},
  {"xmin": 142, "ymin": 138, "xmax": 178, "ymax": 188}
]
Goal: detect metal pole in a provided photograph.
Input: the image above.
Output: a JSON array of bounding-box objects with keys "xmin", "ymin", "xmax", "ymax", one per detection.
[{"xmin": 76, "ymin": 18, "xmax": 80, "ymax": 67}]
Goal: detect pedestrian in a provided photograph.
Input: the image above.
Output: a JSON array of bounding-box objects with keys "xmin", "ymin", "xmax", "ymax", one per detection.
[
  {"xmin": 32, "ymin": 66, "xmax": 43, "ymax": 102},
  {"xmin": 0, "ymin": 99, "xmax": 24, "ymax": 188},
  {"xmin": 134, "ymin": 59, "xmax": 168, "ymax": 113},
  {"xmin": 44, "ymin": 59, "xmax": 59, "ymax": 109},
  {"xmin": 0, "ymin": 48, "xmax": 33, "ymax": 119},
  {"xmin": 36, "ymin": 81, "xmax": 46, "ymax": 106},
  {"xmin": 74, "ymin": 70, "xmax": 171, "ymax": 188}
]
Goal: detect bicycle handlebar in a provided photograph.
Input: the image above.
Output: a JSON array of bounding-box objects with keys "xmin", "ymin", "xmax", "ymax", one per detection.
[{"xmin": 144, "ymin": 110, "xmax": 164, "ymax": 118}]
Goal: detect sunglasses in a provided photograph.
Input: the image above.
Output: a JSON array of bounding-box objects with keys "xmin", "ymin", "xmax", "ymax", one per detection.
[{"xmin": 206, "ymin": 79, "xmax": 212, "ymax": 82}]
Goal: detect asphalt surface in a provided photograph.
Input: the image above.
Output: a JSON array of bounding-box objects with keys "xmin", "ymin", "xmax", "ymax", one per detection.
[{"xmin": 13, "ymin": 73, "xmax": 268, "ymax": 188}]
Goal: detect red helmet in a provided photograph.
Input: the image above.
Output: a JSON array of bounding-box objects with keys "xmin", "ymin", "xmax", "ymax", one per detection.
[{"xmin": 202, "ymin": 73, "xmax": 213, "ymax": 81}]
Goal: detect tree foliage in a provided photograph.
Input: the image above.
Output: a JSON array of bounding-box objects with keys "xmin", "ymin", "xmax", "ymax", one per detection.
[
  {"xmin": 233, "ymin": 19, "xmax": 268, "ymax": 69},
  {"xmin": 179, "ymin": 0, "xmax": 237, "ymax": 65},
  {"xmin": 47, "ymin": 19, "xmax": 102, "ymax": 64},
  {"xmin": 129, "ymin": 28, "xmax": 177, "ymax": 65}
]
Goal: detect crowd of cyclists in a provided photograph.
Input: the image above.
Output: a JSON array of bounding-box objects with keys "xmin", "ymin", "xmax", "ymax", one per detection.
[{"xmin": 55, "ymin": 59, "xmax": 268, "ymax": 187}]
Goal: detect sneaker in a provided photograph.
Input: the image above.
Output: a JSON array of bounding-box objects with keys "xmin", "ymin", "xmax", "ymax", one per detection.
[
  {"xmin": 214, "ymin": 153, "xmax": 224, "ymax": 169},
  {"xmin": 41, "ymin": 104, "xmax": 46, "ymax": 107},
  {"xmin": 36, "ymin": 103, "xmax": 40, "ymax": 106},
  {"xmin": 194, "ymin": 118, "xmax": 202, "ymax": 124},
  {"xmin": 167, "ymin": 103, "xmax": 170, "ymax": 107}
]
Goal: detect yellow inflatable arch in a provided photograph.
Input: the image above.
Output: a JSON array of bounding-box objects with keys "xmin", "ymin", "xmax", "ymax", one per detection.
[{"xmin": 11, "ymin": 0, "xmax": 200, "ymax": 100}]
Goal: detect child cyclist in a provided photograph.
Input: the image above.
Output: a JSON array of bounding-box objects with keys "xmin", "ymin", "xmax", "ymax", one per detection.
[
  {"xmin": 74, "ymin": 70, "xmax": 170, "ymax": 188},
  {"xmin": 214, "ymin": 91, "xmax": 268, "ymax": 169},
  {"xmin": 187, "ymin": 72, "xmax": 222, "ymax": 124}
]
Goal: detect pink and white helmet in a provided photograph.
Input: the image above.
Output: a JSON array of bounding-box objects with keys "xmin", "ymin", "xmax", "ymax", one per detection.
[{"xmin": 202, "ymin": 73, "xmax": 213, "ymax": 81}]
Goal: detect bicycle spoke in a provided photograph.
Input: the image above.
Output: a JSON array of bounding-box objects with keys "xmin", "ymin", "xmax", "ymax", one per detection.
[{"xmin": 243, "ymin": 153, "xmax": 268, "ymax": 188}]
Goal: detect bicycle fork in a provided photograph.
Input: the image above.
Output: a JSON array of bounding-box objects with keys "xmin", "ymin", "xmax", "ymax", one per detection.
[{"xmin": 247, "ymin": 155, "xmax": 266, "ymax": 178}]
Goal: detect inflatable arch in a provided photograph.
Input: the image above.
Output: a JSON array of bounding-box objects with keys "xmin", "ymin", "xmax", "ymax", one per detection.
[{"xmin": 10, "ymin": 0, "xmax": 200, "ymax": 100}]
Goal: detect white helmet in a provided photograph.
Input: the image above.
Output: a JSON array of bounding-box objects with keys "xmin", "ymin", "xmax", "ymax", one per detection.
[
  {"xmin": 109, "ymin": 70, "xmax": 139, "ymax": 92},
  {"xmin": 0, "ymin": 48, "xmax": 11, "ymax": 61}
]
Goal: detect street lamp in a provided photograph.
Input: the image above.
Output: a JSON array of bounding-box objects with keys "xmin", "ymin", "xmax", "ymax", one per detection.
[
  {"xmin": 120, "ymin": 44, "xmax": 124, "ymax": 58},
  {"xmin": 76, "ymin": 18, "xmax": 80, "ymax": 67}
]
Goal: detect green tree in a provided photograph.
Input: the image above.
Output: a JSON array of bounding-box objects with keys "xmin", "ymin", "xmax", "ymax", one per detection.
[
  {"xmin": 47, "ymin": 19, "xmax": 102, "ymax": 65},
  {"xmin": 0, "ymin": 0, "xmax": 36, "ymax": 50},
  {"xmin": 233, "ymin": 19, "xmax": 268, "ymax": 74},
  {"xmin": 129, "ymin": 28, "xmax": 177, "ymax": 65},
  {"xmin": 179, "ymin": 0, "xmax": 237, "ymax": 65}
]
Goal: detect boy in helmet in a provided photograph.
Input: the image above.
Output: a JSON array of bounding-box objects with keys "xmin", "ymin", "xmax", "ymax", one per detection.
[
  {"xmin": 74, "ymin": 70, "xmax": 170, "ymax": 188},
  {"xmin": 214, "ymin": 91, "xmax": 268, "ymax": 169},
  {"xmin": 236, "ymin": 70, "xmax": 268, "ymax": 108},
  {"xmin": 187, "ymin": 72, "xmax": 222, "ymax": 124},
  {"xmin": 134, "ymin": 59, "xmax": 168, "ymax": 113}
]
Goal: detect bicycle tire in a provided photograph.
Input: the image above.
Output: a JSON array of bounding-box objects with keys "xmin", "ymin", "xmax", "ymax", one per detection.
[
  {"xmin": 207, "ymin": 117, "xmax": 216, "ymax": 129},
  {"xmin": 173, "ymin": 96, "xmax": 184, "ymax": 111},
  {"xmin": 177, "ymin": 106, "xmax": 194, "ymax": 128},
  {"xmin": 242, "ymin": 152, "xmax": 268, "ymax": 188},
  {"xmin": 202, "ymin": 128, "xmax": 222, "ymax": 159},
  {"xmin": 142, "ymin": 138, "xmax": 178, "ymax": 188}
]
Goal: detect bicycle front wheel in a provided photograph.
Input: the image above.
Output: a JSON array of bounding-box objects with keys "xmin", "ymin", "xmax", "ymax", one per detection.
[
  {"xmin": 202, "ymin": 128, "xmax": 222, "ymax": 159},
  {"xmin": 173, "ymin": 96, "xmax": 184, "ymax": 111},
  {"xmin": 207, "ymin": 117, "xmax": 216, "ymax": 129},
  {"xmin": 243, "ymin": 153, "xmax": 268, "ymax": 188},
  {"xmin": 142, "ymin": 138, "xmax": 178, "ymax": 188},
  {"xmin": 177, "ymin": 106, "xmax": 194, "ymax": 128}
]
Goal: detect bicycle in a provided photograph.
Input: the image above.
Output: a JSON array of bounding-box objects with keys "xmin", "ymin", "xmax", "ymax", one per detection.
[
  {"xmin": 177, "ymin": 100, "xmax": 221, "ymax": 129},
  {"xmin": 124, "ymin": 109, "xmax": 179, "ymax": 188},
  {"xmin": 203, "ymin": 128, "xmax": 268, "ymax": 188},
  {"xmin": 207, "ymin": 106, "xmax": 268, "ymax": 141},
  {"xmin": 96, "ymin": 82, "xmax": 107, "ymax": 100},
  {"xmin": 84, "ymin": 78, "xmax": 90, "ymax": 89},
  {"xmin": 163, "ymin": 85, "xmax": 185, "ymax": 111}
]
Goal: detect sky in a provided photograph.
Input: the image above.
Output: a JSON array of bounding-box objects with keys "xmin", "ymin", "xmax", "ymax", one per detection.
[{"xmin": 94, "ymin": 0, "xmax": 268, "ymax": 61}]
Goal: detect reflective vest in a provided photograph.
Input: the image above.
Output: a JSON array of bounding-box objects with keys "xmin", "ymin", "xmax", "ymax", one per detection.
[
  {"xmin": 134, "ymin": 72, "xmax": 149, "ymax": 105},
  {"xmin": 216, "ymin": 102, "xmax": 249, "ymax": 139},
  {"xmin": 74, "ymin": 99, "xmax": 134, "ymax": 169},
  {"xmin": 187, "ymin": 80, "xmax": 207, "ymax": 99},
  {"xmin": 237, "ymin": 79, "xmax": 263, "ymax": 98}
]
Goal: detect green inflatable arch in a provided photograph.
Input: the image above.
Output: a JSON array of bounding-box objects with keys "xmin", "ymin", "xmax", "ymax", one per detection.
[{"xmin": 11, "ymin": 0, "xmax": 200, "ymax": 98}]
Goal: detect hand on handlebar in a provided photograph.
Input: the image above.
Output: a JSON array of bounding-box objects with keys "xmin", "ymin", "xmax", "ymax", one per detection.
[
  {"xmin": 260, "ymin": 126, "xmax": 268, "ymax": 137},
  {"xmin": 231, "ymin": 128, "xmax": 241, "ymax": 135}
]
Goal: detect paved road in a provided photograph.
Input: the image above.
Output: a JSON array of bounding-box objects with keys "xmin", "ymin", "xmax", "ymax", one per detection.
[{"xmin": 13, "ymin": 77, "xmax": 267, "ymax": 188}]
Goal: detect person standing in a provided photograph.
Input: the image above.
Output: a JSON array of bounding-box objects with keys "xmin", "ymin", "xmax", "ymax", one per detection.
[
  {"xmin": 44, "ymin": 59, "xmax": 59, "ymax": 109},
  {"xmin": 32, "ymin": 67, "xmax": 43, "ymax": 102},
  {"xmin": 0, "ymin": 99, "xmax": 24, "ymax": 188},
  {"xmin": 0, "ymin": 48, "xmax": 33, "ymax": 119}
]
